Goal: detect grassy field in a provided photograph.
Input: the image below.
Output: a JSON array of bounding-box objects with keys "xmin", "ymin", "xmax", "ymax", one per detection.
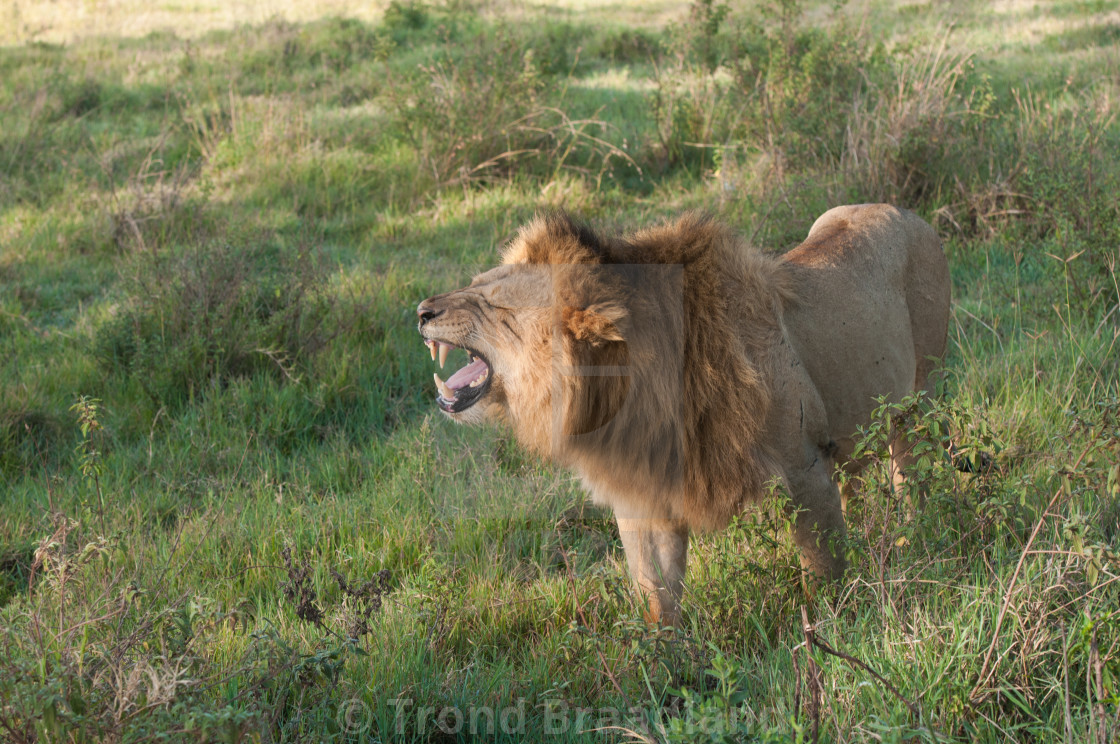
[{"xmin": 1, "ymin": 0, "xmax": 1119, "ymax": 741}]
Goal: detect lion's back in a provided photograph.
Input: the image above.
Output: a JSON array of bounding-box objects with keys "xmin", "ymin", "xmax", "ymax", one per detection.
[{"xmin": 777, "ymin": 204, "xmax": 950, "ymax": 459}]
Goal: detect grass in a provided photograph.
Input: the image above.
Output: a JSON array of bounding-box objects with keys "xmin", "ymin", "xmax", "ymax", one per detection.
[{"xmin": 1, "ymin": 0, "xmax": 1118, "ymax": 741}]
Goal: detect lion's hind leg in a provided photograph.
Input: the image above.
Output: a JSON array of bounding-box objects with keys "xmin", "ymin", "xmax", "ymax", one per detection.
[
  {"xmin": 889, "ymin": 436, "xmax": 925, "ymax": 515},
  {"xmin": 889, "ymin": 370, "xmax": 943, "ymax": 516}
]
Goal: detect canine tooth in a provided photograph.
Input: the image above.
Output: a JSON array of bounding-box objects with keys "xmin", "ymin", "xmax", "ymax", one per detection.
[
  {"xmin": 427, "ymin": 340, "xmax": 437, "ymax": 360},
  {"xmin": 433, "ymin": 373, "xmax": 455, "ymax": 400},
  {"xmin": 438, "ymin": 342, "xmax": 449, "ymax": 369}
]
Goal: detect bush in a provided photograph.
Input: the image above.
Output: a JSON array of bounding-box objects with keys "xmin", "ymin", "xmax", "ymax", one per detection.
[
  {"xmin": 94, "ymin": 236, "xmax": 339, "ymax": 409},
  {"xmin": 382, "ymin": 25, "xmax": 638, "ymax": 194},
  {"xmin": 0, "ymin": 405, "xmax": 63, "ymax": 479},
  {"xmin": 649, "ymin": 0, "xmax": 886, "ymax": 176},
  {"xmin": 836, "ymin": 38, "xmax": 975, "ymax": 205}
]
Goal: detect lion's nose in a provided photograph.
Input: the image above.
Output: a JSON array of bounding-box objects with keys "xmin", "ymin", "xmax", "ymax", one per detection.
[{"xmin": 417, "ymin": 300, "xmax": 443, "ymax": 328}]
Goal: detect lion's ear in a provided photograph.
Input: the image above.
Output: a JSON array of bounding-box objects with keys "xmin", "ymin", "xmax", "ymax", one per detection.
[{"xmin": 562, "ymin": 303, "xmax": 626, "ymax": 345}]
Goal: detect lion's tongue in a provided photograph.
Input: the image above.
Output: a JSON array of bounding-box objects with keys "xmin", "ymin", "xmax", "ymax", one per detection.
[{"xmin": 445, "ymin": 358, "xmax": 488, "ymax": 390}]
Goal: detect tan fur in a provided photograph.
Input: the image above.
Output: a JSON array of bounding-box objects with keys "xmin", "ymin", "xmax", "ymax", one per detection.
[{"xmin": 417, "ymin": 204, "xmax": 950, "ymax": 624}]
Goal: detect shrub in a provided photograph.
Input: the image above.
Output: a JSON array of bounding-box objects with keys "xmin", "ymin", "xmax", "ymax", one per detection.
[
  {"xmin": 595, "ymin": 27, "xmax": 663, "ymax": 65},
  {"xmin": 0, "ymin": 406, "xmax": 63, "ymax": 480},
  {"xmin": 837, "ymin": 38, "xmax": 975, "ymax": 205},
  {"xmin": 382, "ymin": 25, "xmax": 638, "ymax": 195},
  {"xmin": 930, "ymin": 81, "xmax": 1120, "ymax": 263},
  {"xmin": 94, "ymin": 236, "xmax": 339, "ymax": 409},
  {"xmin": 649, "ymin": 0, "xmax": 885, "ymax": 176}
]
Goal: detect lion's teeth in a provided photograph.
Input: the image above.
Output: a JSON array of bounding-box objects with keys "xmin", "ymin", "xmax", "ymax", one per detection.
[
  {"xmin": 433, "ymin": 373, "xmax": 455, "ymax": 400},
  {"xmin": 427, "ymin": 340, "xmax": 437, "ymax": 361},
  {"xmin": 469, "ymin": 370, "xmax": 489, "ymax": 388},
  {"xmin": 438, "ymin": 343, "xmax": 449, "ymax": 369}
]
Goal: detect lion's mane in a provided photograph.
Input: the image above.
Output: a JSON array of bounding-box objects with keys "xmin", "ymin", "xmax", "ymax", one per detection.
[{"xmin": 501, "ymin": 212, "xmax": 795, "ymax": 529}]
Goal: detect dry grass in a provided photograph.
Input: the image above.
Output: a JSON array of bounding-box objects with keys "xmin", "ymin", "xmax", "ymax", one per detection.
[{"xmin": 2, "ymin": 0, "xmax": 693, "ymax": 45}]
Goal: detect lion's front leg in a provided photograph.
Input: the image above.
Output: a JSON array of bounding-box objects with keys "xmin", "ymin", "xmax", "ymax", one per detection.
[{"xmin": 615, "ymin": 516, "xmax": 689, "ymax": 626}]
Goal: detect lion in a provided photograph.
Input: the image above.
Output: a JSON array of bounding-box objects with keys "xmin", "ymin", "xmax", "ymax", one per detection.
[{"xmin": 416, "ymin": 204, "xmax": 950, "ymax": 625}]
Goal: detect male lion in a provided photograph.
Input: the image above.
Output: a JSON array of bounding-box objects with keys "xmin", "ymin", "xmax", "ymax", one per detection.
[{"xmin": 416, "ymin": 204, "xmax": 950, "ymax": 624}]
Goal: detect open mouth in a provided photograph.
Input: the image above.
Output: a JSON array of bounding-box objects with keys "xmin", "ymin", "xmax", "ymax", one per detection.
[{"xmin": 424, "ymin": 339, "xmax": 492, "ymax": 413}]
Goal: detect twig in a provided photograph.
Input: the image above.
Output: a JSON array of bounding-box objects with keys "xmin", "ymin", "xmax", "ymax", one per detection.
[
  {"xmin": 812, "ymin": 636, "xmax": 922, "ymax": 720},
  {"xmin": 801, "ymin": 607, "xmax": 942, "ymax": 742},
  {"xmin": 798, "ymin": 606, "xmax": 821, "ymax": 744},
  {"xmin": 970, "ymin": 486, "xmax": 1063, "ymax": 701},
  {"xmin": 255, "ymin": 348, "xmax": 301, "ymax": 384},
  {"xmin": 792, "ymin": 631, "xmax": 802, "ymax": 720},
  {"xmin": 1064, "ymin": 622, "xmax": 1074, "ymax": 743},
  {"xmin": 1091, "ymin": 622, "xmax": 1109, "ymax": 744},
  {"xmin": 955, "ymin": 305, "xmax": 1005, "ymax": 354},
  {"xmin": 970, "ymin": 437, "xmax": 1098, "ymax": 703}
]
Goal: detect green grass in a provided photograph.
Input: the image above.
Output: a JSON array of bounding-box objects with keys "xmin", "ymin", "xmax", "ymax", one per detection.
[{"xmin": 1, "ymin": 0, "xmax": 1119, "ymax": 741}]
